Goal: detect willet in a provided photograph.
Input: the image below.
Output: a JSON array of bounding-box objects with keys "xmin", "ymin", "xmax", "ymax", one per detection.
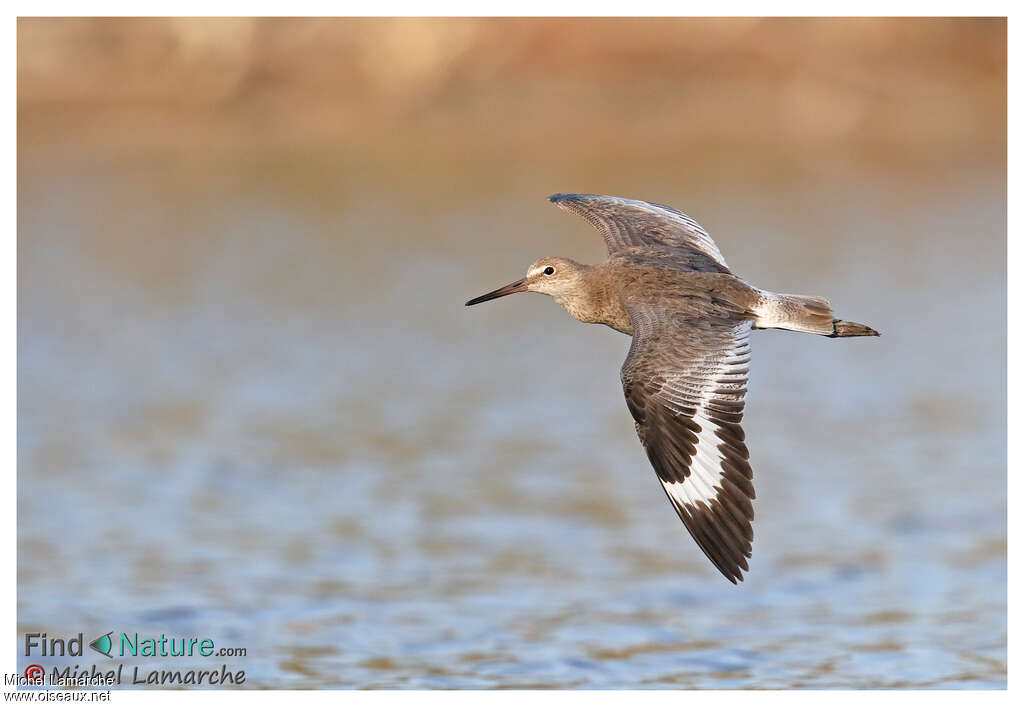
[{"xmin": 466, "ymin": 194, "xmax": 878, "ymax": 583}]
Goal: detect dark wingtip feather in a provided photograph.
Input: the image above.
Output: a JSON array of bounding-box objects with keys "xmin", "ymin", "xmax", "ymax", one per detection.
[
  {"xmin": 670, "ymin": 498, "xmax": 752, "ymax": 585},
  {"xmin": 548, "ymin": 193, "xmax": 597, "ymax": 205}
]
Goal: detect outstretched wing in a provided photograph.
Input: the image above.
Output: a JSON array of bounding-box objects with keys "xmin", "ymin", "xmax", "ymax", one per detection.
[
  {"xmin": 621, "ymin": 304, "xmax": 755, "ymax": 583},
  {"xmin": 549, "ymin": 193, "xmax": 730, "ymax": 271}
]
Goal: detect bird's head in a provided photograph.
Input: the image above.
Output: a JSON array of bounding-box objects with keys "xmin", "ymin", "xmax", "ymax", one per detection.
[{"xmin": 465, "ymin": 257, "xmax": 587, "ymax": 306}]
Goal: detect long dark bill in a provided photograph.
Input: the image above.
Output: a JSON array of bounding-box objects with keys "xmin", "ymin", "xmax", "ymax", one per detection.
[{"xmin": 465, "ymin": 278, "xmax": 529, "ymax": 306}]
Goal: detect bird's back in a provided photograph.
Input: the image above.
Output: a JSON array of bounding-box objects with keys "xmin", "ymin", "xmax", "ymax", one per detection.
[{"xmin": 598, "ymin": 257, "xmax": 762, "ymax": 327}]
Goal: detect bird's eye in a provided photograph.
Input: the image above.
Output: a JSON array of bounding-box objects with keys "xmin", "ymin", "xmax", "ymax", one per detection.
[{"xmin": 543, "ymin": 266, "xmax": 555, "ymax": 275}]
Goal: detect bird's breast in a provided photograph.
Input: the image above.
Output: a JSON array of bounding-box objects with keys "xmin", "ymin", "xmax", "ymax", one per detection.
[{"xmin": 556, "ymin": 293, "xmax": 633, "ymax": 335}]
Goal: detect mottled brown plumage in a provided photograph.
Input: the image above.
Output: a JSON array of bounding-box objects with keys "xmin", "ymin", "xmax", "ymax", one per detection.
[{"xmin": 466, "ymin": 193, "xmax": 878, "ymax": 582}]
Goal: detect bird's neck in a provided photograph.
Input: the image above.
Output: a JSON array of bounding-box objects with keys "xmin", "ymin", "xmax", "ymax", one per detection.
[{"xmin": 554, "ymin": 266, "xmax": 633, "ymax": 335}]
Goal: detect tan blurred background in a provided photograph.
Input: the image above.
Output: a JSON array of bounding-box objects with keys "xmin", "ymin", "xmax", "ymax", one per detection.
[
  {"xmin": 18, "ymin": 18, "xmax": 1006, "ymax": 688},
  {"xmin": 19, "ymin": 17, "xmax": 1005, "ymax": 168}
]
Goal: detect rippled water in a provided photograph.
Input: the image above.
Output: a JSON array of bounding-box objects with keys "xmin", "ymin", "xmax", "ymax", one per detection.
[{"xmin": 17, "ymin": 150, "xmax": 1005, "ymax": 688}]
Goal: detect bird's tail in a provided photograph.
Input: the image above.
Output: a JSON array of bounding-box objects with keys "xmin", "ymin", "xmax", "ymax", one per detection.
[{"xmin": 753, "ymin": 292, "xmax": 879, "ymax": 338}]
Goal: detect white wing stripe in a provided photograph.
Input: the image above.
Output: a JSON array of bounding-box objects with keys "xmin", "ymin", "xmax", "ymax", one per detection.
[
  {"xmin": 661, "ymin": 416, "xmax": 729, "ymax": 508},
  {"xmin": 656, "ymin": 322, "xmax": 751, "ymax": 511}
]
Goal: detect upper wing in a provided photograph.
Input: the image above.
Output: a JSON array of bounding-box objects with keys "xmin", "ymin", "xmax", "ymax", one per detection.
[
  {"xmin": 549, "ymin": 193, "xmax": 730, "ymax": 271},
  {"xmin": 621, "ymin": 304, "xmax": 755, "ymax": 583}
]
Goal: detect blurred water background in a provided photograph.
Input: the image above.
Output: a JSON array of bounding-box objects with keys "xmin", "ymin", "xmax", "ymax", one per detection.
[{"xmin": 17, "ymin": 18, "xmax": 1006, "ymax": 688}]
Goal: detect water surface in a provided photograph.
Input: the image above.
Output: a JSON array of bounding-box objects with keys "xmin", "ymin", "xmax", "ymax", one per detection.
[{"xmin": 17, "ymin": 149, "xmax": 1006, "ymax": 688}]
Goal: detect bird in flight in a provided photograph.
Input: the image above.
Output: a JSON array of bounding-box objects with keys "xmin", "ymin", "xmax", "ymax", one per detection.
[{"xmin": 465, "ymin": 194, "xmax": 878, "ymax": 583}]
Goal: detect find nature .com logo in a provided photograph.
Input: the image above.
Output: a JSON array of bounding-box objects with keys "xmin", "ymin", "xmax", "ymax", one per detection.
[{"xmin": 20, "ymin": 631, "xmax": 248, "ymax": 687}]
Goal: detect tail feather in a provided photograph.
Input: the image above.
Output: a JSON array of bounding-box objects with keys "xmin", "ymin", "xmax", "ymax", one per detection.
[
  {"xmin": 829, "ymin": 319, "xmax": 879, "ymax": 338},
  {"xmin": 754, "ymin": 292, "xmax": 879, "ymax": 338}
]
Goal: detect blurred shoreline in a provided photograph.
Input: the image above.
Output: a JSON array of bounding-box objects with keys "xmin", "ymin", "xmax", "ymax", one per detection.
[{"xmin": 19, "ymin": 18, "xmax": 1006, "ymax": 174}]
